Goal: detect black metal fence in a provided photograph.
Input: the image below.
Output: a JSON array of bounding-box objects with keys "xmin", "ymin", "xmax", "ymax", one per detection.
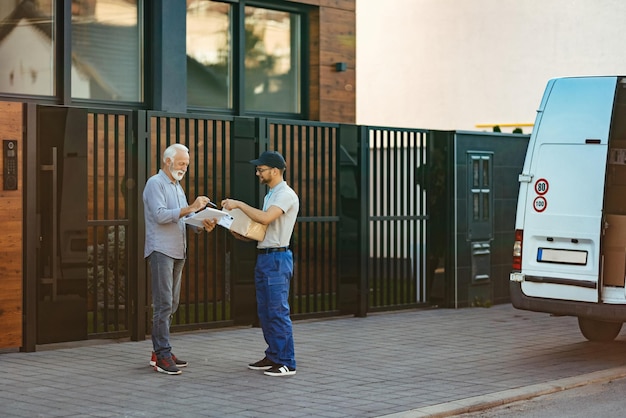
[{"xmin": 84, "ymin": 110, "xmax": 432, "ymax": 340}]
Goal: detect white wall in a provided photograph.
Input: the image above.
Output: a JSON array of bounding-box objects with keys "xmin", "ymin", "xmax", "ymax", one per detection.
[
  {"xmin": 0, "ymin": 27, "xmax": 54, "ymax": 95},
  {"xmin": 356, "ymin": 0, "xmax": 626, "ymax": 133},
  {"xmin": 0, "ymin": 24, "xmax": 91, "ymax": 98}
]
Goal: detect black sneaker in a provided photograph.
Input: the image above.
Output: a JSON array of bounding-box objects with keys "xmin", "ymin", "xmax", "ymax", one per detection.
[
  {"xmin": 154, "ymin": 357, "xmax": 182, "ymax": 375},
  {"xmin": 264, "ymin": 365, "xmax": 296, "ymax": 376},
  {"xmin": 248, "ymin": 357, "xmax": 277, "ymax": 371},
  {"xmin": 150, "ymin": 351, "xmax": 188, "ymax": 368}
]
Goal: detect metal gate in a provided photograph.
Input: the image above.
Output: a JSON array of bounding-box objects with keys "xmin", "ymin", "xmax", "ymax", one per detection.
[
  {"xmin": 144, "ymin": 112, "xmax": 235, "ymax": 332},
  {"xmin": 86, "ymin": 109, "xmax": 135, "ymax": 339},
  {"xmin": 367, "ymin": 127, "xmax": 429, "ymax": 310},
  {"xmin": 266, "ymin": 119, "xmax": 341, "ymax": 317}
]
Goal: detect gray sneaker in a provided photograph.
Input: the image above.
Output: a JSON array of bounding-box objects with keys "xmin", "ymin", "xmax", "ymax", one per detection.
[
  {"xmin": 150, "ymin": 351, "xmax": 187, "ymax": 368},
  {"xmin": 154, "ymin": 357, "xmax": 182, "ymax": 375}
]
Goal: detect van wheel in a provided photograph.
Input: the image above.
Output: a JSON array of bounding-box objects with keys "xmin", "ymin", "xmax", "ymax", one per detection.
[{"xmin": 577, "ymin": 317, "xmax": 622, "ymax": 342}]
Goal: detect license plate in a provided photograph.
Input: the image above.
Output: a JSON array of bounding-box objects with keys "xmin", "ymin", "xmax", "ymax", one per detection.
[{"xmin": 537, "ymin": 248, "xmax": 588, "ymax": 265}]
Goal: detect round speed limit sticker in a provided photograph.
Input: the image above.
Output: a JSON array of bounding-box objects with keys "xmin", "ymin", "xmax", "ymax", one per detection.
[
  {"xmin": 533, "ymin": 196, "xmax": 547, "ymax": 212},
  {"xmin": 534, "ymin": 178, "xmax": 549, "ymax": 195}
]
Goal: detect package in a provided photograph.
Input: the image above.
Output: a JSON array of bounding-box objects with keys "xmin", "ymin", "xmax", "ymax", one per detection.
[
  {"xmin": 218, "ymin": 208, "xmax": 267, "ymax": 241},
  {"xmin": 603, "ymin": 214, "xmax": 626, "ymax": 286}
]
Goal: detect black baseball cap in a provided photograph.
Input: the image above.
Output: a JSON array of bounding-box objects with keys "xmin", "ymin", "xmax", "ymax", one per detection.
[{"xmin": 249, "ymin": 151, "xmax": 286, "ymax": 169}]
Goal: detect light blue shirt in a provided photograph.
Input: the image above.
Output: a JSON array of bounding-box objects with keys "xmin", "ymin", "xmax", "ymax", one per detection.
[{"xmin": 143, "ymin": 169, "xmax": 189, "ymax": 259}]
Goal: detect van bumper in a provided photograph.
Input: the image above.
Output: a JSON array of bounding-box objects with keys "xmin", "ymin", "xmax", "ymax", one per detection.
[{"xmin": 510, "ymin": 281, "xmax": 626, "ymax": 321}]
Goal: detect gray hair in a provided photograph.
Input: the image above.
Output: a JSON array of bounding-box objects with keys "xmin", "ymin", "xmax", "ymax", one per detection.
[{"xmin": 162, "ymin": 143, "xmax": 189, "ymax": 163}]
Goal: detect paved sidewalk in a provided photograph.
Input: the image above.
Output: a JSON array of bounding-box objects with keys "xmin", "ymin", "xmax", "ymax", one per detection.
[{"xmin": 2, "ymin": 304, "xmax": 626, "ymax": 417}]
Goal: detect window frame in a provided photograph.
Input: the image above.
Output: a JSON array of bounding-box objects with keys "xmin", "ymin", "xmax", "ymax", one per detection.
[
  {"xmin": 0, "ymin": 0, "xmax": 309, "ymax": 117},
  {"xmin": 0, "ymin": 0, "xmax": 146, "ymax": 107},
  {"xmin": 186, "ymin": 0, "xmax": 310, "ymax": 119},
  {"xmin": 68, "ymin": 0, "xmax": 146, "ymax": 106}
]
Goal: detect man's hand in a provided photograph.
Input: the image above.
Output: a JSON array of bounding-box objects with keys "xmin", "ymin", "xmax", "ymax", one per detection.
[
  {"xmin": 220, "ymin": 198, "xmax": 240, "ymax": 211},
  {"xmin": 202, "ymin": 218, "xmax": 217, "ymax": 233},
  {"xmin": 191, "ymin": 196, "xmax": 210, "ymax": 212},
  {"xmin": 230, "ymin": 230, "xmax": 252, "ymax": 242},
  {"xmin": 179, "ymin": 196, "xmax": 210, "ymax": 218}
]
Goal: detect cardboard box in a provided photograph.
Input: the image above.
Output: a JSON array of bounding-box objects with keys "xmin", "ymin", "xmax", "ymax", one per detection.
[
  {"xmin": 220, "ymin": 208, "xmax": 267, "ymax": 242},
  {"xmin": 604, "ymin": 248, "xmax": 626, "ymax": 286},
  {"xmin": 603, "ymin": 214, "xmax": 626, "ymax": 286}
]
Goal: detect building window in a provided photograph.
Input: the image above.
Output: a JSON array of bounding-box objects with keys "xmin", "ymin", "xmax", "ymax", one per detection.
[
  {"xmin": 71, "ymin": 0, "xmax": 143, "ymax": 102},
  {"xmin": 187, "ymin": 0, "xmax": 303, "ymax": 115},
  {"xmin": 244, "ymin": 6, "xmax": 300, "ymax": 113},
  {"xmin": 0, "ymin": 0, "xmax": 56, "ymax": 96},
  {"xmin": 187, "ymin": 1, "xmax": 232, "ymax": 108}
]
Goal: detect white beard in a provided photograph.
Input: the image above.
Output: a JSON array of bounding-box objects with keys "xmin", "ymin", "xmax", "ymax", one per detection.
[{"xmin": 170, "ymin": 166, "xmax": 185, "ymax": 181}]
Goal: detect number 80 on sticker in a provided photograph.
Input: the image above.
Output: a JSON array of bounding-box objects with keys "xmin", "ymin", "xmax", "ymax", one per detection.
[{"xmin": 534, "ymin": 178, "xmax": 549, "ymax": 195}]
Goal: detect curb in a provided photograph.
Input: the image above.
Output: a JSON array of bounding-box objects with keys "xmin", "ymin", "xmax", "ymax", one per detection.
[{"xmin": 377, "ymin": 365, "xmax": 626, "ymax": 418}]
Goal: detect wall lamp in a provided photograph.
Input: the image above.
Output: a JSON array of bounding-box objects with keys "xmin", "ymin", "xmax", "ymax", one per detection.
[{"xmin": 335, "ymin": 62, "xmax": 347, "ymax": 72}]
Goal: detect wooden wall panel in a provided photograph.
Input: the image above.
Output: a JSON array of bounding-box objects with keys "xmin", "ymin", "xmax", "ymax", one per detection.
[
  {"xmin": 289, "ymin": 0, "xmax": 355, "ymax": 10},
  {"xmin": 290, "ymin": 0, "xmax": 320, "ymax": 5},
  {"xmin": 320, "ymin": 0, "xmax": 355, "ymax": 11},
  {"xmin": 317, "ymin": 6, "xmax": 356, "ymax": 123},
  {"xmin": 292, "ymin": 0, "xmax": 355, "ymax": 123},
  {"xmin": 308, "ymin": 8, "xmax": 321, "ymax": 119},
  {"xmin": 0, "ymin": 101, "xmax": 23, "ymax": 349}
]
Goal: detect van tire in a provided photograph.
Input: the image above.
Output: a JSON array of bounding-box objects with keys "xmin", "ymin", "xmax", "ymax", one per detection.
[{"xmin": 577, "ymin": 317, "xmax": 622, "ymax": 342}]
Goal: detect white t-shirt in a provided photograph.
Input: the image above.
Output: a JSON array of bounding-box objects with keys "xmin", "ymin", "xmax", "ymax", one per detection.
[{"xmin": 258, "ymin": 180, "xmax": 299, "ymax": 249}]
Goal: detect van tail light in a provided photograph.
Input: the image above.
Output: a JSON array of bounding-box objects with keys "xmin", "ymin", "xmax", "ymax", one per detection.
[{"xmin": 512, "ymin": 229, "xmax": 523, "ymax": 271}]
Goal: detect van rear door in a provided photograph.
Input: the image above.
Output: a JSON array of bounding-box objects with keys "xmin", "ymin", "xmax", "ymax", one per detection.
[{"xmin": 520, "ymin": 77, "xmax": 617, "ymax": 303}]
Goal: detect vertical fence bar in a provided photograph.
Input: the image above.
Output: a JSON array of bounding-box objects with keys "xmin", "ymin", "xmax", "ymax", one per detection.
[
  {"xmin": 90, "ymin": 114, "xmax": 100, "ymax": 332},
  {"xmin": 320, "ymin": 125, "xmax": 325, "ymax": 309},
  {"xmin": 111, "ymin": 115, "xmax": 119, "ymax": 327},
  {"xmin": 205, "ymin": 118, "xmax": 212, "ymax": 323},
  {"xmin": 370, "ymin": 129, "xmax": 375, "ymax": 306},
  {"xmin": 103, "ymin": 116, "xmax": 111, "ymax": 326}
]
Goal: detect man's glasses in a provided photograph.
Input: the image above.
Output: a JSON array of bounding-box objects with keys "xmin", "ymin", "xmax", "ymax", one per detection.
[{"xmin": 255, "ymin": 167, "xmax": 272, "ymax": 174}]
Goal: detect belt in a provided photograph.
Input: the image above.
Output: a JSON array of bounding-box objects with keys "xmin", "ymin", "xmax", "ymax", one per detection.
[{"xmin": 257, "ymin": 247, "xmax": 288, "ymax": 254}]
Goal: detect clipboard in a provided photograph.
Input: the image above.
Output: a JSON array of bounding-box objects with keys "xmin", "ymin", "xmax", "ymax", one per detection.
[{"xmin": 183, "ymin": 207, "xmax": 230, "ymax": 228}]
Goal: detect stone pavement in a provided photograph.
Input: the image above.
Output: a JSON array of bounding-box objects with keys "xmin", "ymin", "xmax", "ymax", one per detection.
[{"xmin": 2, "ymin": 304, "xmax": 626, "ymax": 418}]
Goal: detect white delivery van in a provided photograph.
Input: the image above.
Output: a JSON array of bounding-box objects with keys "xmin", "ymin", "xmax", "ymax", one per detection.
[{"xmin": 511, "ymin": 75, "xmax": 626, "ymax": 341}]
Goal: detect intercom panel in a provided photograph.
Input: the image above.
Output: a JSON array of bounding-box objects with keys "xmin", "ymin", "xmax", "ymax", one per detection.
[{"xmin": 3, "ymin": 139, "xmax": 17, "ymax": 190}]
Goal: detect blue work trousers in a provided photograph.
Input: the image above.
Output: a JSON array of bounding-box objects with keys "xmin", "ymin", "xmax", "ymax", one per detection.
[
  {"xmin": 255, "ymin": 250, "xmax": 296, "ymax": 369},
  {"xmin": 148, "ymin": 251, "xmax": 184, "ymax": 360}
]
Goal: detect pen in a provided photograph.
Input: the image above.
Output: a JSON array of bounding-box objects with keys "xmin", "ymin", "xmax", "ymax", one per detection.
[{"xmin": 195, "ymin": 200, "xmax": 218, "ymax": 214}]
